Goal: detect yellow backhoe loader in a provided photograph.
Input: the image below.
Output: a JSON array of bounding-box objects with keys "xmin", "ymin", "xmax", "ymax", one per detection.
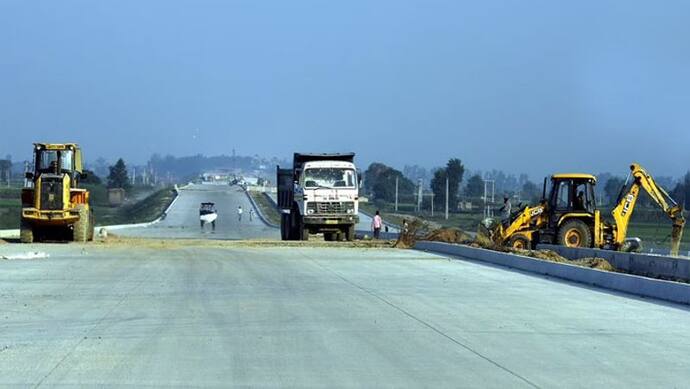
[
  {"xmin": 483, "ymin": 163, "xmax": 685, "ymax": 256},
  {"xmin": 20, "ymin": 143, "xmax": 94, "ymax": 243}
]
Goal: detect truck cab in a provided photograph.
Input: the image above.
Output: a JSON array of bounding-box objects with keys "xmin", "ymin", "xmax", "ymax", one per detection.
[{"xmin": 277, "ymin": 153, "xmax": 360, "ymax": 241}]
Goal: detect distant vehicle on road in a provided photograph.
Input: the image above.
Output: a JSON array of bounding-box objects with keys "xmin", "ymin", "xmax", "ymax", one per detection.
[
  {"xmin": 199, "ymin": 202, "xmax": 217, "ymax": 231},
  {"xmin": 277, "ymin": 153, "xmax": 360, "ymax": 241}
]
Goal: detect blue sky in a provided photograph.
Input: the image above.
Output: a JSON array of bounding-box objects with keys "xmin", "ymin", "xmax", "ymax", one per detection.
[{"xmin": 1, "ymin": 0, "xmax": 689, "ymax": 179}]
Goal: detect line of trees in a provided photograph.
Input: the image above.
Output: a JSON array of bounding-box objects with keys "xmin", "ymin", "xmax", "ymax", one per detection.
[
  {"xmin": 672, "ymin": 172, "xmax": 690, "ymax": 209},
  {"xmin": 365, "ymin": 159, "xmax": 690, "ymax": 213},
  {"xmin": 363, "ymin": 163, "xmax": 414, "ymax": 203},
  {"xmin": 430, "ymin": 158, "xmax": 464, "ymax": 208}
]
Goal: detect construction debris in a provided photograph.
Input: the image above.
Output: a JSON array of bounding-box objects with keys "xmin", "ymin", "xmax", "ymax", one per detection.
[
  {"xmin": 423, "ymin": 228, "xmax": 473, "ymax": 245},
  {"xmin": 1, "ymin": 251, "xmax": 49, "ymax": 260},
  {"xmin": 405, "ymin": 224, "xmax": 618, "ymax": 272}
]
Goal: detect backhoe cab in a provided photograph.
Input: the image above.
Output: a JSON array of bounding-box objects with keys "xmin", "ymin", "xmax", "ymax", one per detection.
[
  {"xmin": 484, "ymin": 163, "xmax": 685, "ymax": 256},
  {"xmin": 20, "ymin": 143, "xmax": 94, "ymax": 243},
  {"xmin": 487, "ymin": 173, "xmax": 599, "ymax": 250}
]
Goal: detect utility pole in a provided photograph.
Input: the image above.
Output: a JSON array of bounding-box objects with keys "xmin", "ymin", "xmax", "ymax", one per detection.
[
  {"xmin": 445, "ymin": 176, "xmax": 449, "ymax": 220},
  {"xmin": 417, "ymin": 179, "xmax": 423, "ymax": 213},
  {"xmin": 483, "ymin": 179, "xmax": 495, "ymax": 218},
  {"xmin": 395, "ymin": 177, "xmax": 399, "ymax": 212},
  {"xmin": 431, "ymin": 192, "xmax": 434, "ymax": 217}
]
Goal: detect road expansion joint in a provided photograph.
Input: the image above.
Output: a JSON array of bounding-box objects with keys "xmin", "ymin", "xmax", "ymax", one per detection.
[{"xmin": 300, "ymin": 250, "xmax": 541, "ymax": 389}]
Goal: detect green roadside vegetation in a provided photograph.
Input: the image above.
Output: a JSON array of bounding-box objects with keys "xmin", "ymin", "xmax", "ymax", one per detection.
[
  {"xmin": 90, "ymin": 186, "xmax": 176, "ymax": 225},
  {"xmin": 0, "ymin": 185, "xmax": 176, "ymax": 228},
  {"xmin": 361, "ymin": 201, "xmax": 483, "ymax": 230},
  {"xmin": 248, "ymin": 191, "xmax": 281, "ymax": 226},
  {"xmin": 0, "ymin": 187, "xmax": 22, "ymax": 229}
]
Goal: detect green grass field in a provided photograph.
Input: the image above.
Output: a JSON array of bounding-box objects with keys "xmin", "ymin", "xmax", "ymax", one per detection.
[
  {"xmin": 0, "ymin": 186, "xmax": 175, "ymax": 229},
  {"xmin": 248, "ymin": 191, "xmax": 281, "ymax": 226},
  {"xmin": 626, "ymin": 222, "xmax": 690, "ymax": 253}
]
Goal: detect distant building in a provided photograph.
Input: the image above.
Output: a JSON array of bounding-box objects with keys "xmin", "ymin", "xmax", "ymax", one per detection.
[{"xmin": 108, "ymin": 188, "xmax": 126, "ymax": 206}]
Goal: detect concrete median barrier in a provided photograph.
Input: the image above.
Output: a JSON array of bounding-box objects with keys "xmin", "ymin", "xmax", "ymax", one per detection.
[
  {"xmin": 538, "ymin": 244, "xmax": 690, "ymax": 283},
  {"xmin": 415, "ymin": 241, "xmax": 690, "ymax": 306}
]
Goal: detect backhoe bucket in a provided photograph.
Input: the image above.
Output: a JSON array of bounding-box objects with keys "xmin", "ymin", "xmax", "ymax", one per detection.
[{"xmin": 670, "ymin": 221, "xmax": 684, "ymax": 257}]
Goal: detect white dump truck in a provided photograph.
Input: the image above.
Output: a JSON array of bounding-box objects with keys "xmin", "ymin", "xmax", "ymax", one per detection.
[{"xmin": 277, "ymin": 153, "xmax": 360, "ymax": 241}]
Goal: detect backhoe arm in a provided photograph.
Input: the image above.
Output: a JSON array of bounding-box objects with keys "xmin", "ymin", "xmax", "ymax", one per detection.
[{"xmin": 611, "ymin": 163, "xmax": 685, "ymax": 256}]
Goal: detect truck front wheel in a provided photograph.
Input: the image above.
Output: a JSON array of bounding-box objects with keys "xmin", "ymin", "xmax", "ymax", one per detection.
[{"xmin": 345, "ymin": 225, "xmax": 355, "ymax": 242}]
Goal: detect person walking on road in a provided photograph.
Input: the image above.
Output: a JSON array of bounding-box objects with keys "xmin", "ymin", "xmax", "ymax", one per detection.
[
  {"xmin": 372, "ymin": 210, "xmax": 383, "ymax": 239},
  {"xmin": 237, "ymin": 205, "xmax": 243, "ymax": 222},
  {"xmin": 498, "ymin": 195, "xmax": 511, "ymax": 225},
  {"xmin": 249, "ymin": 208, "xmax": 254, "ymax": 222}
]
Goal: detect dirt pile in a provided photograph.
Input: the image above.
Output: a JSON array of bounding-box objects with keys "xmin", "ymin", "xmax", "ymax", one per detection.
[
  {"xmin": 415, "ymin": 225, "xmax": 618, "ymax": 272},
  {"xmin": 95, "ymin": 236, "xmax": 395, "ymax": 249},
  {"xmin": 506, "ymin": 247, "xmax": 616, "ymax": 271},
  {"xmin": 573, "ymin": 257, "xmax": 616, "ymax": 271},
  {"xmin": 394, "ymin": 219, "xmax": 431, "ymax": 249},
  {"xmin": 424, "ymin": 228, "xmax": 473, "ymax": 244}
]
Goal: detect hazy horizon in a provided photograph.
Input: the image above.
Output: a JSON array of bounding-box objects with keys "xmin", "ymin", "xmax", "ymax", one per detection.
[{"xmin": 1, "ymin": 1, "xmax": 689, "ymax": 180}]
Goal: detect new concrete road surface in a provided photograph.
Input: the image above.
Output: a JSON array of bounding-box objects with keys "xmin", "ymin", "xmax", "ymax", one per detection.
[
  {"xmin": 115, "ymin": 183, "xmax": 279, "ymax": 240},
  {"xmin": 1, "ymin": 242, "xmax": 689, "ymax": 387}
]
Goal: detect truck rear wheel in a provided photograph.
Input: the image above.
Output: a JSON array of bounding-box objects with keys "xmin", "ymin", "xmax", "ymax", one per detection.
[
  {"xmin": 280, "ymin": 215, "xmax": 290, "ymax": 240},
  {"xmin": 72, "ymin": 205, "xmax": 91, "ymax": 243},
  {"xmin": 558, "ymin": 220, "xmax": 592, "ymax": 248},
  {"xmin": 345, "ymin": 225, "xmax": 355, "ymax": 242},
  {"xmin": 20, "ymin": 220, "xmax": 34, "ymax": 243}
]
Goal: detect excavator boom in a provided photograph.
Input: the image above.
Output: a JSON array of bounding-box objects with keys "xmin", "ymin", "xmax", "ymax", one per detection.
[{"xmin": 611, "ymin": 163, "xmax": 685, "ymax": 256}]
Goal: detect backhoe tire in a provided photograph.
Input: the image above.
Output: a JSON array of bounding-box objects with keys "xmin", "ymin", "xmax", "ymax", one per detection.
[
  {"xmin": 324, "ymin": 232, "xmax": 334, "ymax": 241},
  {"xmin": 20, "ymin": 220, "xmax": 34, "ymax": 244},
  {"xmin": 558, "ymin": 220, "xmax": 592, "ymax": 248},
  {"xmin": 508, "ymin": 235, "xmax": 531, "ymax": 250},
  {"xmin": 72, "ymin": 205, "xmax": 91, "ymax": 243}
]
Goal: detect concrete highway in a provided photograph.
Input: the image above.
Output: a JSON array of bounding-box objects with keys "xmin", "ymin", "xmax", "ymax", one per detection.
[
  {"xmin": 0, "ymin": 183, "xmax": 688, "ymax": 387},
  {"xmin": 116, "ymin": 183, "xmax": 279, "ymax": 240}
]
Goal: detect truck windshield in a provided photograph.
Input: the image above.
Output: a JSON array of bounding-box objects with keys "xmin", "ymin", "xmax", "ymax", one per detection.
[{"xmin": 304, "ymin": 168, "xmax": 356, "ymax": 189}]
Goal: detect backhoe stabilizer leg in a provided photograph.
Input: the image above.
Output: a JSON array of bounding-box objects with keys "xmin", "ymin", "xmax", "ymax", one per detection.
[{"xmin": 670, "ymin": 221, "xmax": 684, "ymax": 257}]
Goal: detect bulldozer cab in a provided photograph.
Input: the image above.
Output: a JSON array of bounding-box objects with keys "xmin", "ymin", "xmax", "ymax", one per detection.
[
  {"xmin": 20, "ymin": 143, "xmax": 93, "ymax": 243},
  {"xmin": 29, "ymin": 143, "xmax": 84, "ymax": 184}
]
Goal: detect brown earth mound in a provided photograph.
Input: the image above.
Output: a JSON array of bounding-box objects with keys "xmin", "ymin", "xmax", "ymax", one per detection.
[
  {"xmin": 415, "ymin": 225, "xmax": 618, "ymax": 272},
  {"xmin": 424, "ymin": 228, "xmax": 472, "ymax": 244}
]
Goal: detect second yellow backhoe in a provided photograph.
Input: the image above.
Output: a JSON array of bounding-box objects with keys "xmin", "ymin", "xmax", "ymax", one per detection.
[{"xmin": 483, "ymin": 163, "xmax": 685, "ymax": 256}]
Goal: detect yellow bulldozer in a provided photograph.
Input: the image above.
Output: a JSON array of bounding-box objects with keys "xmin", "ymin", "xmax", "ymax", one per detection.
[
  {"xmin": 483, "ymin": 163, "xmax": 686, "ymax": 256},
  {"xmin": 20, "ymin": 143, "xmax": 94, "ymax": 243}
]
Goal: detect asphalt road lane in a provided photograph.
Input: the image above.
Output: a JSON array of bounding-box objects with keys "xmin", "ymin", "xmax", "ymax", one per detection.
[
  {"xmin": 1, "ymin": 243, "xmax": 689, "ymax": 387},
  {"xmin": 116, "ymin": 183, "xmax": 279, "ymax": 240}
]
